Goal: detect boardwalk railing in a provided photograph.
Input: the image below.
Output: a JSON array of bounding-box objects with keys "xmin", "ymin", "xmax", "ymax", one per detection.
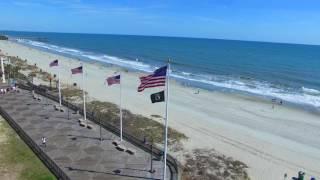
[
  {"xmin": 0, "ymin": 104, "xmax": 70, "ymax": 180},
  {"xmin": 18, "ymin": 82, "xmax": 179, "ymax": 180}
]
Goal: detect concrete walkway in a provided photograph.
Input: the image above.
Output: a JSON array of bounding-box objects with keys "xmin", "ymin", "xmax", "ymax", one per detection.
[{"xmin": 0, "ymin": 87, "xmax": 171, "ymax": 180}]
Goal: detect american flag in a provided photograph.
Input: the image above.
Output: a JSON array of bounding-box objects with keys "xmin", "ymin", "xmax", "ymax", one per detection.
[
  {"xmin": 71, "ymin": 66, "xmax": 83, "ymax": 74},
  {"xmin": 106, "ymin": 75, "xmax": 120, "ymax": 86},
  {"xmin": 138, "ymin": 66, "xmax": 167, "ymax": 92},
  {"xmin": 49, "ymin": 59, "xmax": 58, "ymax": 67}
]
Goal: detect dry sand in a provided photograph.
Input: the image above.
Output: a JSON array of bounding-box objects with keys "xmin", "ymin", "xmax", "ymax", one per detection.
[{"xmin": 1, "ymin": 40, "xmax": 319, "ymax": 179}]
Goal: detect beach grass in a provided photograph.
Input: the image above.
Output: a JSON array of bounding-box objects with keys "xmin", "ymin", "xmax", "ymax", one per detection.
[
  {"xmin": 0, "ymin": 118, "xmax": 56, "ymax": 180},
  {"xmin": 80, "ymin": 98, "xmax": 188, "ymax": 146},
  {"xmin": 8, "ymin": 56, "xmax": 51, "ymax": 82},
  {"xmin": 61, "ymin": 86, "xmax": 86, "ymax": 101},
  {"xmin": 182, "ymin": 149, "xmax": 250, "ymax": 180}
]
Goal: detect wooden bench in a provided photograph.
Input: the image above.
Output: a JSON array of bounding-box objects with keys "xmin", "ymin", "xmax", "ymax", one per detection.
[
  {"xmin": 78, "ymin": 120, "xmax": 93, "ymax": 129},
  {"xmin": 116, "ymin": 145, "xmax": 125, "ymax": 152},
  {"xmin": 78, "ymin": 118, "xmax": 88, "ymax": 123},
  {"xmin": 86, "ymin": 124, "xmax": 93, "ymax": 129},
  {"xmin": 112, "ymin": 141, "xmax": 120, "ymax": 146},
  {"xmin": 53, "ymin": 105, "xmax": 59, "ymax": 111},
  {"xmin": 79, "ymin": 122, "xmax": 86, "ymax": 127},
  {"xmin": 53, "ymin": 105, "xmax": 64, "ymax": 112},
  {"xmin": 125, "ymin": 148, "xmax": 136, "ymax": 155}
]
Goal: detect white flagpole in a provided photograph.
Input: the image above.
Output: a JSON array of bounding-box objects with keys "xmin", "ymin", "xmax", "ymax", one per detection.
[
  {"xmin": 1, "ymin": 57, "xmax": 6, "ymax": 83},
  {"xmin": 8, "ymin": 57, "xmax": 11, "ymax": 85},
  {"xmin": 163, "ymin": 61, "xmax": 170, "ymax": 180},
  {"xmin": 120, "ymin": 72, "xmax": 123, "ymax": 142},
  {"xmin": 67, "ymin": 61, "xmax": 72, "ymax": 120},
  {"xmin": 82, "ymin": 64, "xmax": 87, "ymax": 125},
  {"xmin": 58, "ymin": 64, "xmax": 62, "ymax": 107}
]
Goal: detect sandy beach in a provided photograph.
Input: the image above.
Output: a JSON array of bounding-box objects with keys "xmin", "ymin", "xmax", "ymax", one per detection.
[{"xmin": 1, "ymin": 40, "xmax": 320, "ymax": 179}]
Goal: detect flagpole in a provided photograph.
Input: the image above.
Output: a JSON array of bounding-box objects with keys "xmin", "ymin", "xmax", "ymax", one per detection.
[
  {"xmin": 67, "ymin": 61, "xmax": 71, "ymax": 120},
  {"xmin": 58, "ymin": 64, "xmax": 62, "ymax": 108},
  {"xmin": 120, "ymin": 72, "xmax": 123, "ymax": 142},
  {"xmin": 1, "ymin": 57, "xmax": 6, "ymax": 83},
  {"xmin": 82, "ymin": 64, "xmax": 87, "ymax": 126},
  {"xmin": 163, "ymin": 60, "xmax": 170, "ymax": 180}
]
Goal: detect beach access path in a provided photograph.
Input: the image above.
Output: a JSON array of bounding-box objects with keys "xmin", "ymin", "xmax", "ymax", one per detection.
[{"xmin": 0, "ymin": 86, "xmax": 171, "ymax": 180}]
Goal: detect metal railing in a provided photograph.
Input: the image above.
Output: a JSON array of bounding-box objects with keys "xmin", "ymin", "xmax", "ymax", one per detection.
[
  {"xmin": 0, "ymin": 105, "xmax": 70, "ymax": 180},
  {"xmin": 19, "ymin": 81, "xmax": 179, "ymax": 180}
]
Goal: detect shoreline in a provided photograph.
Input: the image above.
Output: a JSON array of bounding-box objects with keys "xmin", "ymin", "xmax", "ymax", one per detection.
[
  {"xmin": 11, "ymin": 39, "xmax": 320, "ymax": 112},
  {"xmin": 1, "ymin": 40, "xmax": 320, "ymax": 179},
  {"xmin": 14, "ymin": 39, "xmax": 320, "ymax": 115}
]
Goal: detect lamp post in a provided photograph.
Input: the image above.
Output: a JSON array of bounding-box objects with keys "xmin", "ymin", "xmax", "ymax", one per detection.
[
  {"xmin": 49, "ymin": 75, "xmax": 52, "ymax": 90},
  {"xmin": 147, "ymin": 137, "xmax": 155, "ymax": 174},
  {"xmin": 99, "ymin": 114, "xmax": 102, "ymax": 141},
  {"xmin": 67, "ymin": 96, "xmax": 70, "ymax": 120},
  {"xmin": 93, "ymin": 106, "xmax": 103, "ymax": 141},
  {"xmin": 149, "ymin": 142, "xmax": 155, "ymax": 174}
]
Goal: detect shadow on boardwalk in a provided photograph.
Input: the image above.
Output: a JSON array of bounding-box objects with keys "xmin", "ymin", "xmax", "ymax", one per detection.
[{"xmin": 66, "ymin": 166, "xmax": 161, "ymax": 180}]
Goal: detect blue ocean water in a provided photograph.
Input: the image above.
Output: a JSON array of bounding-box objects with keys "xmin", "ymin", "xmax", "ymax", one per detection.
[{"xmin": 2, "ymin": 31, "xmax": 320, "ymax": 108}]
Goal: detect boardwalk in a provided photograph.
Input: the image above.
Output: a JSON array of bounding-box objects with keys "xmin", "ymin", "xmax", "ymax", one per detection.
[{"xmin": 0, "ymin": 85, "xmax": 171, "ymax": 180}]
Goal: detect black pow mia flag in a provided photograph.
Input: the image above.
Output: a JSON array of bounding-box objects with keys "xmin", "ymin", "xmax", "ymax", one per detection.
[{"xmin": 150, "ymin": 91, "xmax": 165, "ymax": 103}]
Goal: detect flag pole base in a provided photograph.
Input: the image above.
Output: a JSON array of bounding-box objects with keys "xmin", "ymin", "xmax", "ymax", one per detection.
[{"xmin": 149, "ymin": 169, "xmax": 155, "ymax": 174}]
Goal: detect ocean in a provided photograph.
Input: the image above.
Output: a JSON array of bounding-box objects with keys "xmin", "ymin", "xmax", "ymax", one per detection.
[{"xmin": 1, "ymin": 31, "xmax": 320, "ymax": 109}]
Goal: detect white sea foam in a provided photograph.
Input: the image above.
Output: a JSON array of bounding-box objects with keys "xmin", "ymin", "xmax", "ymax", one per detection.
[
  {"xmin": 17, "ymin": 39, "xmax": 82, "ymax": 55},
  {"xmin": 14, "ymin": 38, "xmax": 320, "ymax": 109},
  {"xmin": 16, "ymin": 38, "xmax": 153, "ymax": 72},
  {"xmin": 172, "ymin": 73, "xmax": 320, "ymax": 108},
  {"xmin": 302, "ymin": 87, "xmax": 320, "ymax": 95},
  {"xmin": 80, "ymin": 54, "xmax": 153, "ymax": 72},
  {"xmin": 181, "ymin": 71, "xmax": 191, "ymax": 76}
]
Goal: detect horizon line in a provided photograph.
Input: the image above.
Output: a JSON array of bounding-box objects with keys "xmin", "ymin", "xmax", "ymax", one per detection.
[{"xmin": 1, "ymin": 29, "xmax": 320, "ymax": 47}]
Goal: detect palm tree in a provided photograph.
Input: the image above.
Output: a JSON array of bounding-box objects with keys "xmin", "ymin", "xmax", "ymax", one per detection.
[{"xmin": 13, "ymin": 66, "xmax": 21, "ymax": 79}]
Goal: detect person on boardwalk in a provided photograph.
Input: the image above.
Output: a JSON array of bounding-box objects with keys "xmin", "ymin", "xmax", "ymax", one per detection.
[
  {"xmin": 292, "ymin": 171, "xmax": 305, "ymax": 180},
  {"xmin": 42, "ymin": 137, "xmax": 47, "ymax": 147}
]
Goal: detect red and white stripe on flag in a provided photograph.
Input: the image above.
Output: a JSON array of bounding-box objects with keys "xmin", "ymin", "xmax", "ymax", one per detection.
[
  {"xmin": 71, "ymin": 66, "xmax": 83, "ymax": 74},
  {"xmin": 49, "ymin": 59, "xmax": 58, "ymax": 67},
  {"xmin": 106, "ymin": 75, "xmax": 120, "ymax": 86},
  {"xmin": 137, "ymin": 66, "xmax": 167, "ymax": 92}
]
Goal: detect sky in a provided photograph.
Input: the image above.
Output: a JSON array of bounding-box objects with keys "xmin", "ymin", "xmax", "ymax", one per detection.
[{"xmin": 1, "ymin": 0, "xmax": 320, "ymax": 45}]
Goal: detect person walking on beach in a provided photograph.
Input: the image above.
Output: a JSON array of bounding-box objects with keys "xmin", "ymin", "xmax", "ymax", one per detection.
[
  {"xmin": 194, "ymin": 89, "xmax": 200, "ymax": 94},
  {"xmin": 271, "ymin": 98, "xmax": 277, "ymax": 109},
  {"xmin": 42, "ymin": 137, "xmax": 46, "ymax": 147}
]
